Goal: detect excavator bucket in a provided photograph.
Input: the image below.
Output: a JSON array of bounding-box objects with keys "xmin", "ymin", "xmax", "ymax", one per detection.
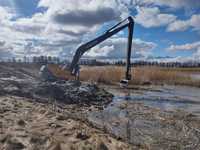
[
  {"xmin": 120, "ymin": 74, "xmax": 131, "ymax": 87},
  {"xmin": 120, "ymin": 79, "xmax": 129, "ymax": 87}
]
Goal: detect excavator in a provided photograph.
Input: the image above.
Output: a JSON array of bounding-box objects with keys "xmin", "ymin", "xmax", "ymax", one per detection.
[{"xmin": 44, "ymin": 16, "xmax": 134, "ymax": 86}]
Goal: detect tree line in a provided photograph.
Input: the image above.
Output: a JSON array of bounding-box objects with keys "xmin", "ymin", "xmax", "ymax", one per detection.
[{"xmin": 1, "ymin": 56, "xmax": 200, "ymax": 68}]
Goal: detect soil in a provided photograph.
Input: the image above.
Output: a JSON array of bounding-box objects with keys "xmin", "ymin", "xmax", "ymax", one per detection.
[
  {"xmin": 0, "ymin": 63, "xmax": 132, "ymax": 150},
  {"xmin": 1, "ymin": 63, "xmax": 200, "ymax": 150},
  {"xmin": 0, "ymin": 96, "xmax": 133, "ymax": 150}
]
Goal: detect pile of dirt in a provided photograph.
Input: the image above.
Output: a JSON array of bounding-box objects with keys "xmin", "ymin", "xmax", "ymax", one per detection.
[
  {"xmin": 0, "ymin": 63, "xmax": 113, "ymax": 106},
  {"xmin": 33, "ymin": 80, "xmax": 113, "ymax": 105},
  {"xmin": 0, "ymin": 79, "xmax": 113, "ymax": 106}
]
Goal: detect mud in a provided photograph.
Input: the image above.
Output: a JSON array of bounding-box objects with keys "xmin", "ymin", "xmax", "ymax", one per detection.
[
  {"xmin": 33, "ymin": 81, "xmax": 113, "ymax": 105},
  {"xmin": 1, "ymin": 63, "xmax": 200, "ymax": 149},
  {"xmin": 0, "ymin": 63, "xmax": 113, "ymax": 106},
  {"xmin": 86, "ymin": 85, "xmax": 200, "ymax": 149},
  {"xmin": 88, "ymin": 101, "xmax": 200, "ymax": 149},
  {"xmin": 0, "ymin": 63, "xmax": 127, "ymax": 149},
  {"xmin": 0, "ymin": 96, "xmax": 132, "ymax": 150}
]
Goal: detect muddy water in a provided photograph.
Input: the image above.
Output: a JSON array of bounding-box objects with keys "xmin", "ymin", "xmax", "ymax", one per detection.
[
  {"xmin": 87, "ymin": 85, "xmax": 200, "ymax": 148},
  {"xmin": 100, "ymin": 85, "xmax": 200, "ymax": 115}
]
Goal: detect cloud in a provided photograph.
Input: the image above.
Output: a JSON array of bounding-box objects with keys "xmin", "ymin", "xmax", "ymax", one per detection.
[
  {"xmin": 39, "ymin": 0, "xmax": 128, "ymax": 26},
  {"xmin": 0, "ymin": 40, "xmax": 6, "ymax": 46},
  {"xmin": 0, "ymin": 0, "xmax": 132, "ymax": 60},
  {"xmin": 86, "ymin": 45, "xmax": 115, "ymax": 57},
  {"xmin": 85, "ymin": 37, "xmax": 157, "ymax": 58},
  {"xmin": 0, "ymin": 0, "xmax": 198, "ymax": 62},
  {"xmin": 193, "ymin": 48, "xmax": 200, "ymax": 58},
  {"xmin": 167, "ymin": 20, "xmax": 189, "ymax": 32},
  {"xmin": 0, "ymin": 40, "xmax": 14, "ymax": 60},
  {"xmin": 0, "ymin": 6, "xmax": 87, "ymax": 59},
  {"xmin": 11, "ymin": 13, "xmax": 46, "ymax": 35},
  {"xmin": 167, "ymin": 14, "xmax": 200, "ymax": 32},
  {"xmin": 166, "ymin": 41, "xmax": 200, "ymax": 61},
  {"xmin": 166, "ymin": 41, "xmax": 200, "ymax": 51},
  {"xmin": 52, "ymin": 7, "xmax": 120, "ymax": 27},
  {"xmin": 135, "ymin": 7, "xmax": 176, "ymax": 28},
  {"xmin": 0, "ymin": 6, "xmax": 14, "ymax": 20},
  {"xmin": 140, "ymin": 0, "xmax": 200, "ymax": 10},
  {"xmin": 37, "ymin": 0, "xmax": 130, "ymax": 36}
]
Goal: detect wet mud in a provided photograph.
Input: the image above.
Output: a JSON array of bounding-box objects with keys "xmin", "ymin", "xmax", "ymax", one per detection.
[{"xmin": 1, "ymin": 63, "xmax": 200, "ymax": 149}]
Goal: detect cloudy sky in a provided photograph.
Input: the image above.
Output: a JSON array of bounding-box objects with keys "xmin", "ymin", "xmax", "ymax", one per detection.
[{"xmin": 0, "ymin": 0, "xmax": 200, "ymax": 61}]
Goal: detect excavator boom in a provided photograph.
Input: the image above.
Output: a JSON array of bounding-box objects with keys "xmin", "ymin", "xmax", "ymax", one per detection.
[{"xmin": 68, "ymin": 16, "xmax": 134, "ymax": 81}]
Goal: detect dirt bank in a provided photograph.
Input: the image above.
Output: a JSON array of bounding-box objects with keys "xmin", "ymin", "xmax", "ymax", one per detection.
[{"xmin": 0, "ymin": 96, "xmax": 133, "ymax": 150}]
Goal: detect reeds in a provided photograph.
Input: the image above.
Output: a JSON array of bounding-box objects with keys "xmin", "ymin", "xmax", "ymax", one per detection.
[
  {"xmin": 48, "ymin": 64, "xmax": 200, "ymax": 87},
  {"xmin": 80, "ymin": 66, "xmax": 200, "ymax": 87}
]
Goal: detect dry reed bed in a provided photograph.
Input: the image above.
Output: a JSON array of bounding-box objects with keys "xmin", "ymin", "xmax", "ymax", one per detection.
[
  {"xmin": 80, "ymin": 66, "xmax": 200, "ymax": 87},
  {"xmin": 48, "ymin": 64, "xmax": 200, "ymax": 87}
]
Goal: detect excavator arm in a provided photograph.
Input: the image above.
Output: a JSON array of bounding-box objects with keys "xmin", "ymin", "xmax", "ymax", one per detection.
[{"xmin": 68, "ymin": 16, "xmax": 134, "ymax": 81}]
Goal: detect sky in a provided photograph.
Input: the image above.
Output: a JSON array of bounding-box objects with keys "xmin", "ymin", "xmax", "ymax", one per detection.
[{"xmin": 0, "ymin": 0, "xmax": 200, "ymax": 62}]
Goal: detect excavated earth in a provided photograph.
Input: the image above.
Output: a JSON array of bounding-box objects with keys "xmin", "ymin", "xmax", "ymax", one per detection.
[
  {"xmin": 0, "ymin": 63, "xmax": 133, "ymax": 150},
  {"xmin": 0, "ymin": 63, "xmax": 113, "ymax": 106},
  {"xmin": 1, "ymin": 63, "xmax": 200, "ymax": 150}
]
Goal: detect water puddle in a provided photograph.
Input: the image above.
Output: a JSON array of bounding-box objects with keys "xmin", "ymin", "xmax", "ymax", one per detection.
[
  {"xmin": 106, "ymin": 85, "xmax": 200, "ymax": 114},
  {"xmin": 87, "ymin": 85, "xmax": 200, "ymax": 147}
]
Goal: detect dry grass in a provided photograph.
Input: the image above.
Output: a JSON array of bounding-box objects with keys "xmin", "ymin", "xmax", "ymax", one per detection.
[
  {"xmin": 80, "ymin": 66, "xmax": 200, "ymax": 87},
  {"xmin": 165, "ymin": 67, "xmax": 200, "ymax": 72},
  {"xmin": 48, "ymin": 64, "xmax": 200, "ymax": 87},
  {"xmin": 132, "ymin": 67, "xmax": 197, "ymax": 86},
  {"xmin": 80, "ymin": 66, "xmax": 124, "ymax": 84}
]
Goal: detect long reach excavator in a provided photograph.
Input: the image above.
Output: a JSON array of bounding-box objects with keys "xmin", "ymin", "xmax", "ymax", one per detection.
[{"xmin": 42, "ymin": 16, "xmax": 134, "ymax": 85}]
